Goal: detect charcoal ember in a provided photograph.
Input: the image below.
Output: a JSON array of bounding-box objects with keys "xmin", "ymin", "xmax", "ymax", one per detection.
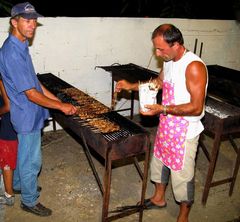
[{"xmin": 205, "ymin": 105, "xmax": 230, "ymax": 119}]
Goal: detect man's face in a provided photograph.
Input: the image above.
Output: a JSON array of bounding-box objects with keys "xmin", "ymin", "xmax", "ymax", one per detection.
[
  {"xmin": 152, "ymin": 35, "xmax": 175, "ymax": 62},
  {"xmin": 11, "ymin": 17, "xmax": 37, "ymax": 41}
]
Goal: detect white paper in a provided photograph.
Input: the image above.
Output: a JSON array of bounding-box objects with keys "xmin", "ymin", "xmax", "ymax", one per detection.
[{"xmin": 139, "ymin": 83, "xmax": 158, "ymax": 112}]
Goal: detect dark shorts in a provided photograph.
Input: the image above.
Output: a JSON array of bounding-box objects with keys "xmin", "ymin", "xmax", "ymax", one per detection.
[{"xmin": 0, "ymin": 139, "xmax": 18, "ymax": 169}]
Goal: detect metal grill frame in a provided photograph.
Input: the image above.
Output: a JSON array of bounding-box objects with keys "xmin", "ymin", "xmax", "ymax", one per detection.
[
  {"xmin": 199, "ymin": 96, "xmax": 240, "ymax": 205},
  {"xmin": 38, "ymin": 73, "xmax": 151, "ymax": 222}
]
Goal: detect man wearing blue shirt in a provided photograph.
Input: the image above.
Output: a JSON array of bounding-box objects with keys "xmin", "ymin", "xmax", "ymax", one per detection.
[{"xmin": 0, "ymin": 2, "xmax": 77, "ymax": 216}]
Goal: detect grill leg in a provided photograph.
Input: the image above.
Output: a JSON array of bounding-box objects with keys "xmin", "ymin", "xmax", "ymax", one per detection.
[
  {"xmin": 102, "ymin": 148, "xmax": 112, "ymax": 222},
  {"xmin": 80, "ymin": 132, "xmax": 104, "ymax": 195},
  {"xmin": 49, "ymin": 113, "xmax": 57, "ymax": 131},
  {"xmin": 202, "ymin": 130, "xmax": 222, "ymax": 205},
  {"xmin": 138, "ymin": 140, "xmax": 151, "ymax": 221},
  {"xmin": 229, "ymin": 136, "xmax": 240, "ymax": 196},
  {"xmin": 133, "ymin": 157, "xmax": 143, "ymax": 180},
  {"xmin": 52, "ymin": 117, "xmax": 56, "ymax": 131},
  {"xmin": 199, "ymin": 135, "xmax": 211, "ymax": 161},
  {"xmin": 101, "ymin": 139, "xmax": 151, "ymax": 222},
  {"xmin": 130, "ymin": 91, "xmax": 135, "ymax": 119}
]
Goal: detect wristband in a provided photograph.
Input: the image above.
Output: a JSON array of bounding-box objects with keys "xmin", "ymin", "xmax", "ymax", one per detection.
[{"xmin": 163, "ymin": 105, "xmax": 168, "ymax": 116}]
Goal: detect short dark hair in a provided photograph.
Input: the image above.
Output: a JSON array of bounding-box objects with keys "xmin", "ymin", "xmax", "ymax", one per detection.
[{"xmin": 151, "ymin": 24, "xmax": 184, "ymax": 46}]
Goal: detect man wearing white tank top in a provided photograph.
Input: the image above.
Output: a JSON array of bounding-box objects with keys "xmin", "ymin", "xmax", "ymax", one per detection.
[{"xmin": 115, "ymin": 24, "xmax": 208, "ymax": 222}]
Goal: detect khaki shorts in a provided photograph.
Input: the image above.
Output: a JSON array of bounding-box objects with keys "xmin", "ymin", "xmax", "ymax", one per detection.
[{"xmin": 150, "ymin": 135, "xmax": 199, "ymax": 203}]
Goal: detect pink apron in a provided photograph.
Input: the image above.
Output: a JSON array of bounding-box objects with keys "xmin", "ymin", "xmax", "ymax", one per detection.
[{"xmin": 154, "ymin": 80, "xmax": 189, "ymax": 171}]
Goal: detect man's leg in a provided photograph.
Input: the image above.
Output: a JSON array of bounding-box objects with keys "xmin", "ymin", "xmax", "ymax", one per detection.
[
  {"xmin": 17, "ymin": 132, "xmax": 52, "ymax": 216},
  {"xmin": 0, "ymin": 167, "xmax": 15, "ymax": 206},
  {"xmin": 151, "ymin": 182, "xmax": 167, "ymax": 206},
  {"xmin": 3, "ymin": 167, "xmax": 14, "ymax": 195},
  {"xmin": 13, "ymin": 162, "xmax": 20, "ymax": 191},
  {"xmin": 149, "ymin": 155, "xmax": 170, "ymax": 206},
  {"xmin": 171, "ymin": 135, "xmax": 199, "ymax": 222},
  {"xmin": 17, "ymin": 132, "xmax": 41, "ymax": 207},
  {"xmin": 0, "ymin": 139, "xmax": 17, "ymax": 206},
  {"xmin": 177, "ymin": 202, "xmax": 191, "ymax": 222},
  {"xmin": 2, "ymin": 140, "xmax": 18, "ymax": 196}
]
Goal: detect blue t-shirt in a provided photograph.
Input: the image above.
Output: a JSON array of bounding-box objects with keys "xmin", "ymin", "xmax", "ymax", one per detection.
[
  {"xmin": 0, "ymin": 96, "xmax": 17, "ymax": 140},
  {"xmin": 0, "ymin": 35, "xmax": 49, "ymax": 134}
]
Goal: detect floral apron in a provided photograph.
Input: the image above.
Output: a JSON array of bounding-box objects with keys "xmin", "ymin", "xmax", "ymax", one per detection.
[{"xmin": 154, "ymin": 80, "xmax": 189, "ymax": 171}]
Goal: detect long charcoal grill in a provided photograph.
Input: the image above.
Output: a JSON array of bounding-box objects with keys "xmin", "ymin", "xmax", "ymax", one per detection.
[
  {"xmin": 38, "ymin": 73, "xmax": 150, "ymax": 222},
  {"xmin": 198, "ymin": 65, "xmax": 240, "ymax": 205}
]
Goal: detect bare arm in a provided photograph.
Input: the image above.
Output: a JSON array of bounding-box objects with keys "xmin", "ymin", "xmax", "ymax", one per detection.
[
  {"xmin": 40, "ymin": 83, "xmax": 61, "ymax": 101},
  {"xmin": 115, "ymin": 70, "xmax": 163, "ymax": 92},
  {"xmin": 0, "ymin": 80, "xmax": 10, "ymax": 115},
  {"xmin": 25, "ymin": 88, "xmax": 77, "ymax": 115},
  {"xmin": 115, "ymin": 80, "xmax": 139, "ymax": 92},
  {"xmin": 168, "ymin": 61, "xmax": 207, "ymax": 116},
  {"xmin": 153, "ymin": 69, "xmax": 163, "ymax": 90},
  {"xmin": 142, "ymin": 61, "xmax": 207, "ymax": 116}
]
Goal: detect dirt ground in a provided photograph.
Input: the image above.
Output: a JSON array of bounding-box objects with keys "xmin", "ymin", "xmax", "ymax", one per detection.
[{"xmin": 0, "ymin": 115, "xmax": 240, "ymax": 222}]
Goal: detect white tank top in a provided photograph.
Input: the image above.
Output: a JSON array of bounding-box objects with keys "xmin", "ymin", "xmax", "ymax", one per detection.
[{"xmin": 163, "ymin": 51, "xmax": 208, "ymax": 139}]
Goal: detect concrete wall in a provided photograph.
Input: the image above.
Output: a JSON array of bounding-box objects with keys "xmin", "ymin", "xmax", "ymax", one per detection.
[{"xmin": 0, "ymin": 17, "xmax": 240, "ymax": 130}]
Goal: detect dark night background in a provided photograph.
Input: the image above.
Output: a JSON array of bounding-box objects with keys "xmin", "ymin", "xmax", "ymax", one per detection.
[{"xmin": 0, "ymin": 0, "xmax": 239, "ymax": 20}]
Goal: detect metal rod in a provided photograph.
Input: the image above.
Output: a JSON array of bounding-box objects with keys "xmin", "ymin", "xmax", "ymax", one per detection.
[
  {"xmin": 133, "ymin": 157, "xmax": 144, "ymax": 180},
  {"xmin": 80, "ymin": 131, "xmax": 104, "ymax": 195},
  {"xmin": 199, "ymin": 42, "xmax": 203, "ymax": 58},
  {"xmin": 202, "ymin": 124, "xmax": 223, "ymax": 205},
  {"xmin": 199, "ymin": 138, "xmax": 211, "ymax": 161},
  {"xmin": 194, "ymin": 38, "xmax": 198, "ymax": 54},
  {"xmin": 130, "ymin": 91, "xmax": 135, "ymax": 119},
  {"xmin": 228, "ymin": 135, "xmax": 240, "ymax": 196},
  {"xmin": 229, "ymin": 146, "xmax": 240, "ymax": 196},
  {"xmin": 139, "ymin": 138, "xmax": 151, "ymax": 221},
  {"xmin": 106, "ymin": 207, "xmax": 141, "ymax": 221},
  {"xmin": 229, "ymin": 135, "xmax": 238, "ymax": 153},
  {"xmin": 102, "ymin": 147, "xmax": 113, "ymax": 221}
]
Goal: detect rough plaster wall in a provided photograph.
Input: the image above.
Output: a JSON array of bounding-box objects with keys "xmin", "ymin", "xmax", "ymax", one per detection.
[{"xmin": 0, "ymin": 17, "xmax": 240, "ymax": 130}]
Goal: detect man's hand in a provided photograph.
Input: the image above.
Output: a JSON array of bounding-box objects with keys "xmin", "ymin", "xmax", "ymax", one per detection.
[
  {"xmin": 115, "ymin": 80, "xmax": 139, "ymax": 92},
  {"xmin": 140, "ymin": 104, "xmax": 162, "ymax": 116},
  {"xmin": 115, "ymin": 80, "xmax": 131, "ymax": 92},
  {"xmin": 60, "ymin": 103, "xmax": 77, "ymax": 115}
]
